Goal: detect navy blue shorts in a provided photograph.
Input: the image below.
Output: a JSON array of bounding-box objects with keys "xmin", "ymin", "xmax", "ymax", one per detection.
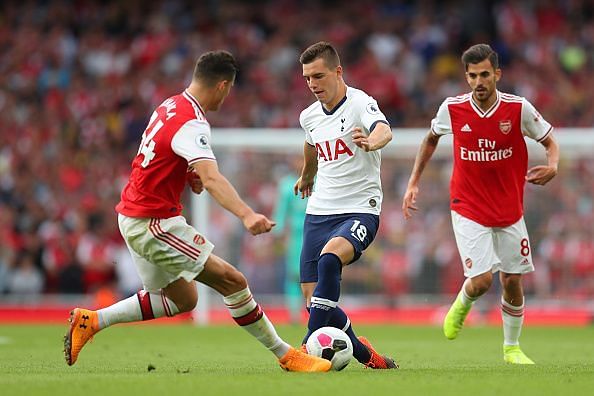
[{"xmin": 300, "ymin": 213, "xmax": 380, "ymax": 283}]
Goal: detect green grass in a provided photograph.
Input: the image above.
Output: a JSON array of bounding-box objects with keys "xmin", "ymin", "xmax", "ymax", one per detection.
[{"xmin": 1, "ymin": 324, "xmax": 593, "ymax": 396}]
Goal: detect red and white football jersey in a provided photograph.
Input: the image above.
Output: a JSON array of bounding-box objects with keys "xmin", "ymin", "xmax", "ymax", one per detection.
[
  {"xmin": 116, "ymin": 90, "xmax": 216, "ymax": 218},
  {"xmin": 431, "ymin": 91, "xmax": 553, "ymax": 227}
]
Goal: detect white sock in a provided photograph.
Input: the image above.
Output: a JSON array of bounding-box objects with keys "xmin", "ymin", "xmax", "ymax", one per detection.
[
  {"xmin": 97, "ymin": 290, "xmax": 179, "ymax": 329},
  {"xmin": 223, "ymin": 287, "xmax": 290, "ymax": 359},
  {"xmin": 460, "ymin": 279, "xmax": 478, "ymax": 307},
  {"xmin": 501, "ymin": 297, "xmax": 524, "ymax": 346}
]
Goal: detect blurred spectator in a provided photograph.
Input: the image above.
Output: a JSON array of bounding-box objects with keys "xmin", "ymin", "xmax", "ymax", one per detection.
[
  {"xmin": 6, "ymin": 253, "xmax": 44, "ymax": 295},
  {"xmin": 0, "ymin": 0, "xmax": 592, "ymax": 301}
]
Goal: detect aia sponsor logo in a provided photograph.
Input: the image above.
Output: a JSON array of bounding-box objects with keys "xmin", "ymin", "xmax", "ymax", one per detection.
[
  {"xmin": 315, "ymin": 138, "xmax": 353, "ymax": 162},
  {"xmin": 193, "ymin": 234, "xmax": 205, "ymax": 245},
  {"xmin": 499, "ymin": 120, "xmax": 512, "ymax": 134},
  {"xmin": 464, "ymin": 257, "xmax": 473, "ymax": 269}
]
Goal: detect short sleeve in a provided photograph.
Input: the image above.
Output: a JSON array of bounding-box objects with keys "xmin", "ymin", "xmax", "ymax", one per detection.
[
  {"xmin": 171, "ymin": 119, "xmax": 216, "ymax": 165},
  {"xmin": 299, "ymin": 111, "xmax": 314, "ymax": 145},
  {"xmin": 521, "ymin": 98, "xmax": 553, "ymax": 142},
  {"xmin": 430, "ymin": 100, "xmax": 452, "ymax": 136},
  {"xmin": 358, "ymin": 97, "xmax": 389, "ymax": 133}
]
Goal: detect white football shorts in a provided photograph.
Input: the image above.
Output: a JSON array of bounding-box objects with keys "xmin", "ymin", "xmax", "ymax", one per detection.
[
  {"xmin": 450, "ymin": 211, "xmax": 534, "ymax": 278},
  {"xmin": 118, "ymin": 214, "xmax": 214, "ymax": 292}
]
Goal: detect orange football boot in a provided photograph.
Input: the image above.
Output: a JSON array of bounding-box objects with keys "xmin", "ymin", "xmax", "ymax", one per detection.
[
  {"xmin": 64, "ymin": 308, "xmax": 100, "ymax": 366},
  {"xmin": 279, "ymin": 347, "xmax": 331, "ymax": 372},
  {"xmin": 358, "ymin": 336, "xmax": 398, "ymax": 369}
]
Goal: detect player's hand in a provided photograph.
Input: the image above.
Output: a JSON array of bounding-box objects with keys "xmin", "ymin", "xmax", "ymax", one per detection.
[
  {"xmin": 402, "ymin": 185, "xmax": 419, "ymax": 220},
  {"xmin": 526, "ymin": 165, "xmax": 557, "ymax": 185},
  {"xmin": 352, "ymin": 127, "xmax": 371, "ymax": 152},
  {"xmin": 242, "ymin": 212, "xmax": 276, "ymax": 235},
  {"xmin": 186, "ymin": 171, "xmax": 204, "ymax": 194},
  {"xmin": 294, "ymin": 177, "xmax": 314, "ymax": 199}
]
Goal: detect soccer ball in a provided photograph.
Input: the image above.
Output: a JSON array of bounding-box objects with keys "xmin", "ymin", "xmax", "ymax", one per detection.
[{"xmin": 305, "ymin": 327, "xmax": 353, "ymax": 371}]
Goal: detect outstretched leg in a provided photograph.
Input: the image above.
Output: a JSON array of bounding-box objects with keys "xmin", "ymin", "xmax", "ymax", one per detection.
[
  {"xmin": 64, "ymin": 278, "xmax": 192, "ymax": 366},
  {"xmin": 197, "ymin": 254, "xmax": 330, "ymax": 372}
]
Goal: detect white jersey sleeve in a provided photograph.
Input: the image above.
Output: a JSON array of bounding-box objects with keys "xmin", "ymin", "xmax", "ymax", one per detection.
[
  {"xmin": 299, "ymin": 111, "xmax": 314, "ymax": 145},
  {"xmin": 431, "ymin": 99, "xmax": 452, "ymax": 136},
  {"xmin": 171, "ymin": 119, "xmax": 216, "ymax": 165},
  {"xmin": 356, "ymin": 96, "xmax": 388, "ymax": 133},
  {"xmin": 521, "ymin": 98, "xmax": 553, "ymax": 142}
]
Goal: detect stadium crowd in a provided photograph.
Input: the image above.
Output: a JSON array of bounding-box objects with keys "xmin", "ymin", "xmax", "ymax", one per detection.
[{"xmin": 0, "ymin": 0, "xmax": 593, "ymax": 301}]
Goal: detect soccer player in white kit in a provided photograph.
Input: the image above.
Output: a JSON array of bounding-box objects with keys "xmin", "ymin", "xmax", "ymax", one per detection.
[
  {"xmin": 63, "ymin": 50, "xmax": 330, "ymax": 373},
  {"xmin": 402, "ymin": 44, "xmax": 559, "ymax": 364},
  {"xmin": 295, "ymin": 42, "xmax": 397, "ymax": 369}
]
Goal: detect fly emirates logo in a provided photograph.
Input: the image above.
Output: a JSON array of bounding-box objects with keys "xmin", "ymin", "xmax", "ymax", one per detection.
[{"xmin": 460, "ymin": 138, "xmax": 513, "ymax": 162}]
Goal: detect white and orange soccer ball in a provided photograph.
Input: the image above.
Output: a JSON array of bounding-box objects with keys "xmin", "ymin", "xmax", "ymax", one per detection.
[{"xmin": 305, "ymin": 327, "xmax": 353, "ymax": 371}]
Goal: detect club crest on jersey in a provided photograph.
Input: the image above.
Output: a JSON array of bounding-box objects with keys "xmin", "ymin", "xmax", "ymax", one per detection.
[
  {"xmin": 464, "ymin": 258, "xmax": 473, "ymax": 269},
  {"xmin": 193, "ymin": 234, "xmax": 205, "ymax": 245},
  {"xmin": 315, "ymin": 138, "xmax": 353, "ymax": 162},
  {"xmin": 499, "ymin": 120, "xmax": 512, "ymax": 134}
]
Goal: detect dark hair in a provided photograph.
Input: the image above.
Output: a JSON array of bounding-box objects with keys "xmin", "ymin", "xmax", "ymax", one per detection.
[
  {"xmin": 299, "ymin": 41, "xmax": 340, "ymax": 68},
  {"xmin": 193, "ymin": 50, "xmax": 238, "ymax": 86},
  {"xmin": 461, "ymin": 44, "xmax": 499, "ymax": 70}
]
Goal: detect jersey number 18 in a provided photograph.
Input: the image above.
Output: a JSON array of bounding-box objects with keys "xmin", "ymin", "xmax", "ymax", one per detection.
[{"xmin": 350, "ymin": 220, "xmax": 368, "ymax": 242}]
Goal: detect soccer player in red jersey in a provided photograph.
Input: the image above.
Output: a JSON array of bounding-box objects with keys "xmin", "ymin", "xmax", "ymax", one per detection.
[
  {"xmin": 402, "ymin": 44, "xmax": 559, "ymax": 364},
  {"xmin": 63, "ymin": 50, "xmax": 330, "ymax": 373}
]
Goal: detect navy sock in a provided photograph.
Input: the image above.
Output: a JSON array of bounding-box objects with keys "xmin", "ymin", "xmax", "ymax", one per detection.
[
  {"xmin": 328, "ymin": 306, "xmax": 371, "ymax": 363},
  {"xmin": 305, "ymin": 253, "xmax": 342, "ymax": 342},
  {"xmin": 302, "ymin": 306, "xmax": 312, "ymax": 344}
]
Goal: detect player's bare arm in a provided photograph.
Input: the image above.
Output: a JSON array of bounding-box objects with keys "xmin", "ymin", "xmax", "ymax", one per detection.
[
  {"xmin": 352, "ymin": 123, "xmax": 392, "ymax": 152},
  {"xmin": 186, "ymin": 169, "xmax": 204, "ymax": 194},
  {"xmin": 402, "ymin": 130, "xmax": 441, "ymax": 219},
  {"xmin": 294, "ymin": 142, "xmax": 318, "ymax": 199},
  {"xmin": 526, "ymin": 133, "xmax": 559, "ymax": 186},
  {"xmin": 192, "ymin": 160, "xmax": 275, "ymax": 235}
]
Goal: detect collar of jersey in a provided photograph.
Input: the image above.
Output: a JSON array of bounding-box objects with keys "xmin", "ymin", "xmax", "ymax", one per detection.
[
  {"xmin": 321, "ymin": 94, "xmax": 347, "ymax": 115},
  {"xmin": 183, "ymin": 90, "xmax": 206, "ymax": 116},
  {"xmin": 469, "ymin": 90, "xmax": 501, "ymax": 118}
]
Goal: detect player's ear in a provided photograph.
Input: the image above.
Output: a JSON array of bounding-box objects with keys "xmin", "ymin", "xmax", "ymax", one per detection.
[
  {"xmin": 495, "ymin": 68, "xmax": 502, "ymax": 82},
  {"xmin": 336, "ymin": 65, "xmax": 343, "ymax": 79},
  {"xmin": 215, "ymin": 80, "xmax": 227, "ymax": 92}
]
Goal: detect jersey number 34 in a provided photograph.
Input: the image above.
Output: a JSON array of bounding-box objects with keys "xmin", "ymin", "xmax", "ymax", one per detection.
[{"xmin": 137, "ymin": 111, "xmax": 164, "ymax": 168}]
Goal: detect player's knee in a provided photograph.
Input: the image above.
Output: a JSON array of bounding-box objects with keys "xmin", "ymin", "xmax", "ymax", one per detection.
[
  {"xmin": 225, "ymin": 267, "xmax": 248, "ymax": 293},
  {"xmin": 469, "ymin": 274, "xmax": 492, "ymax": 295},
  {"xmin": 500, "ymin": 273, "xmax": 521, "ymax": 290},
  {"xmin": 172, "ymin": 295, "xmax": 197, "ymax": 313},
  {"xmin": 317, "ymin": 253, "xmax": 342, "ymax": 281},
  {"xmin": 475, "ymin": 280, "xmax": 491, "ymax": 294}
]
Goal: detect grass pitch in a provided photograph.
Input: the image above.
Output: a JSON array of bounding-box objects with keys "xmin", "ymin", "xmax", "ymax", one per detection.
[{"xmin": 1, "ymin": 324, "xmax": 593, "ymax": 396}]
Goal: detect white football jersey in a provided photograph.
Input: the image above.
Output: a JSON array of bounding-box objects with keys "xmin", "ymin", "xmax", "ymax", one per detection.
[{"xmin": 299, "ymin": 86, "xmax": 389, "ymax": 215}]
